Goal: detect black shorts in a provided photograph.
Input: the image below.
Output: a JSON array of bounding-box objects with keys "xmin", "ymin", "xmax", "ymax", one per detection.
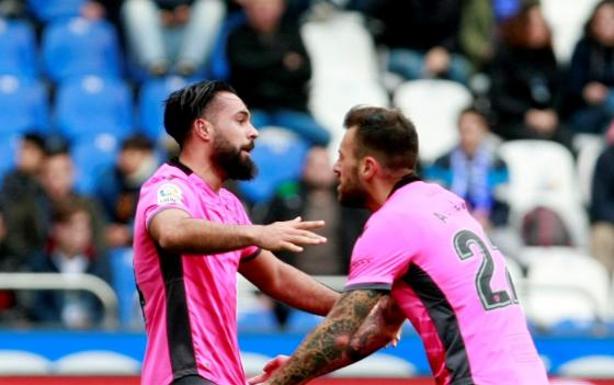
[{"xmin": 172, "ymin": 375, "xmax": 217, "ymax": 385}]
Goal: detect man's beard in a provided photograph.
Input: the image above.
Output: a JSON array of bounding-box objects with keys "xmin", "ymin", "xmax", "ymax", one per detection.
[
  {"xmin": 337, "ymin": 169, "xmax": 367, "ymax": 208},
  {"xmin": 212, "ymin": 135, "xmax": 257, "ymax": 181}
]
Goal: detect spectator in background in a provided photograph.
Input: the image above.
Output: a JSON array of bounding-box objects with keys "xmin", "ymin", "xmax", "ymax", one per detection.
[
  {"xmin": 39, "ymin": 146, "xmax": 108, "ymax": 256},
  {"xmin": 566, "ymin": 0, "xmax": 614, "ymax": 135},
  {"xmin": 261, "ymin": 146, "xmax": 368, "ymax": 327},
  {"xmin": 489, "ymin": 3, "xmax": 573, "ymax": 149},
  {"xmin": 426, "ymin": 108, "xmax": 509, "ymax": 231},
  {"xmin": 30, "ymin": 201, "xmax": 111, "ymax": 329},
  {"xmin": 364, "ymin": 0, "xmax": 472, "ymax": 84},
  {"xmin": 0, "ymin": 133, "xmax": 48, "ymax": 262},
  {"xmin": 227, "ymin": 0, "xmax": 330, "ymax": 146},
  {"xmin": 262, "ymin": 146, "xmax": 368, "ymax": 275},
  {"xmin": 0, "ymin": 204, "xmax": 30, "ymax": 326},
  {"xmin": 96, "ymin": 135, "xmax": 158, "ymax": 249},
  {"xmin": 590, "ymin": 121, "xmax": 614, "ymax": 278},
  {"xmin": 122, "ymin": 0, "xmax": 225, "ymax": 76}
]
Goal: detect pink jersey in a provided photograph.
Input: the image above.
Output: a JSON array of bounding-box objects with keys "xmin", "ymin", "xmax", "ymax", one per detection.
[
  {"xmin": 133, "ymin": 159, "xmax": 260, "ymax": 385},
  {"xmin": 346, "ymin": 177, "xmax": 548, "ymax": 385}
]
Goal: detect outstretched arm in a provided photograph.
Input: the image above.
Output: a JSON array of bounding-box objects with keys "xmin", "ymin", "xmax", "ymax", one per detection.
[
  {"xmin": 262, "ymin": 289, "xmax": 405, "ymax": 385},
  {"xmin": 239, "ymin": 250, "xmax": 339, "ymax": 317},
  {"xmin": 149, "ymin": 209, "xmax": 326, "ymax": 254}
]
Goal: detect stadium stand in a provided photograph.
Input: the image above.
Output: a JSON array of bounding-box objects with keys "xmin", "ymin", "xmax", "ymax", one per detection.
[
  {"xmin": 498, "ymin": 140, "xmax": 590, "ymax": 249},
  {"xmin": 54, "ymin": 75, "xmax": 133, "ymax": 143},
  {"xmin": 1, "ymin": 1, "xmax": 614, "ymax": 382},
  {"xmin": 42, "ymin": 17, "xmax": 121, "ymax": 82},
  {"xmin": 393, "ymin": 79, "xmax": 473, "ymax": 163},
  {"xmin": 0, "ymin": 19, "xmax": 38, "ymax": 78}
]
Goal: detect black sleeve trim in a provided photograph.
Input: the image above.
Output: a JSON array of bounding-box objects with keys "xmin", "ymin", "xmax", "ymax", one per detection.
[
  {"xmin": 240, "ymin": 248, "xmax": 262, "ymax": 264},
  {"xmin": 344, "ymin": 282, "xmax": 392, "ymax": 292}
]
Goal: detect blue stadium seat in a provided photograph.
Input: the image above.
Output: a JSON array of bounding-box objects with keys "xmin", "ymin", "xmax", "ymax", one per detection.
[
  {"xmin": 0, "ymin": 20, "xmax": 38, "ymax": 78},
  {"xmin": 0, "ymin": 76, "xmax": 49, "ymax": 136},
  {"xmin": 109, "ymin": 248, "xmax": 141, "ymax": 329},
  {"xmin": 138, "ymin": 76, "xmax": 190, "ymax": 142},
  {"xmin": 238, "ymin": 127, "xmax": 309, "ymax": 203},
  {"xmin": 71, "ymin": 134, "xmax": 119, "ymax": 195},
  {"xmin": 55, "ymin": 76, "xmax": 134, "ymax": 143},
  {"xmin": 0, "ymin": 135, "xmax": 18, "ymax": 185},
  {"xmin": 27, "ymin": 0, "xmax": 85, "ymax": 23},
  {"xmin": 42, "ymin": 18, "xmax": 121, "ymax": 82}
]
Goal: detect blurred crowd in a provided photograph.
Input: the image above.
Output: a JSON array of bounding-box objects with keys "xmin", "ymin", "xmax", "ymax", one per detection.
[{"xmin": 0, "ymin": 0, "xmax": 613, "ymax": 330}]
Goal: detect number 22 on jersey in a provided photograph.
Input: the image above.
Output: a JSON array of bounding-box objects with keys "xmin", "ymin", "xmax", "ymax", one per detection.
[{"xmin": 453, "ymin": 230, "xmax": 519, "ymax": 311}]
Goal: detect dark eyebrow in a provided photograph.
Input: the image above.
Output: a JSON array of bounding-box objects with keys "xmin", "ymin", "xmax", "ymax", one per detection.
[{"xmin": 236, "ymin": 110, "xmax": 250, "ymax": 120}]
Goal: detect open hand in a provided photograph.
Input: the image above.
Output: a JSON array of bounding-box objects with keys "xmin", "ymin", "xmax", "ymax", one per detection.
[{"xmin": 255, "ymin": 217, "xmax": 327, "ymax": 253}]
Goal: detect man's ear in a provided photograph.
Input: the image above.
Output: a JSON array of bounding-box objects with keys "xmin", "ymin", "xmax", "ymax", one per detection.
[
  {"xmin": 360, "ymin": 156, "xmax": 379, "ymax": 181},
  {"xmin": 194, "ymin": 118, "xmax": 213, "ymax": 142}
]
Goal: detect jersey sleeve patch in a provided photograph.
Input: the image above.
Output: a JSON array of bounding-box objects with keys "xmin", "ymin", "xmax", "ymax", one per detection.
[{"xmin": 156, "ymin": 183, "xmax": 184, "ymax": 206}]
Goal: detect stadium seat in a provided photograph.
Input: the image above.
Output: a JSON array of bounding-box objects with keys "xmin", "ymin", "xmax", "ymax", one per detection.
[
  {"xmin": 393, "ymin": 79, "xmax": 473, "ymax": 164},
  {"xmin": 558, "ymin": 355, "xmax": 614, "ymax": 378},
  {"xmin": 138, "ymin": 76, "xmax": 190, "ymax": 142},
  {"xmin": 0, "ymin": 75, "xmax": 49, "ymax": 136},
  {"xmin": 0, "ymin": 350, "xmax": 51, "ymax": 374},
  {"xmin": 71, "ymin": 134, "xmax": 119, "ymax": 195},
  {"xmin": 0, "ymin": 19, "xmax": 38, "ymax": 78},
  {"xmin": 27, "ymin": 0, "xmax": 85, "ymax": 23},
  {"xmin": 0, "ymin": 136, "xmax": 17, "ymax": 184},
  {"xmin": 42, "ymin": 18, "xmax": 121, "ymax": 82},
  {"xmin": 522, "ymin": 247, "xmax": 610, "ymax": 328},
  {"xmin": 109, "ymin": 248, "xmax": 142, "ymax": 329},
  {"xmin": 498, "ymin": 140, "xmax": 589, "ymax": 248},
  {"xmin": 55, "ymin": 75, "xmax": 134, "ymax": 143},
  {"xmin": 238, "ymin": 127, "xmax": 310, "ymax": 204},
  {"xmin": 574, "ymin": 134, "xmax": 606, "ymax": 205},
  {"xmin": 330, "ymin": 354, "xmax": 416, "ymax": 377},
  {"xmin": 541, "ymin": 0, "xmax": 599, "ymax": 63},
  {"xmin": 53, "ymin": 350, "xmax": 141, "ymax": 374},
  {"xmin": 302, "ymin": 10, "xmax": 389, "ymax": 160}
]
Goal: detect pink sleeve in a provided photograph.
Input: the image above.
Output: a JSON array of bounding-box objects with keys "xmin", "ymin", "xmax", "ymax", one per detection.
[
  {"xmin": 345, "ymin": 216, "xmax": 419, "ymax": 291},
  {"xmin": 231, "ymin": 195, "xmax": 261, "ymax": 261},
  {"xmin": 143, "ymin": 178, "xmax": 196, "ymax": 230}
]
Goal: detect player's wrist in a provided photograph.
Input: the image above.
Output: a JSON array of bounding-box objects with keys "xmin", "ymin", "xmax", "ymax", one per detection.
[{"xmin": 245, "ymin": 224, "xmax": 263, "ymax": 247}]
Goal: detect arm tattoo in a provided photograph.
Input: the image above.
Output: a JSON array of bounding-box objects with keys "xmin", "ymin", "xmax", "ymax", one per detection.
[{"xmin": 268, "ymin": 289, "xmax": 385, "ymax": 385}]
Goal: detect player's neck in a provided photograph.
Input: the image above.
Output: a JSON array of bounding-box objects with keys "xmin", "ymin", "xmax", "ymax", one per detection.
[
  {"xmin": 178, "ymin": 152, "xmax": 225, "ymax": 192},
  {"xmin": 365, "ymin": 180, "xmax": 395, "ymax": 212}
]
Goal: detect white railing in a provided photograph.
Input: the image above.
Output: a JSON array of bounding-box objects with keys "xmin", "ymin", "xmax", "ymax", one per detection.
[{"xmin": 0, "ymin": 273, "xmax": 119, "ymax": 329}]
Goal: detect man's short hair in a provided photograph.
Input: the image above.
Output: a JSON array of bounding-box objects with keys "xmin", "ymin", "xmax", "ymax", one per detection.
[
  {"xmin": 121, "ymin": 134, "xmax": 154, "ymax": 152},
  {"xmin": 343, "ymin": 106, "xmax": 419, "ymax": 171},
  {"xmin": 163, "ymin": 80, "xmax": 237, "ymax": 147},
  {"xmin": 22, "ymin": 132, "xmax": 46, "ymax": 151}
]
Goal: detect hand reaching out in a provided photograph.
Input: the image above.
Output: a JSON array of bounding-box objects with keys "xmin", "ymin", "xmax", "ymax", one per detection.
[{"xmin": 254, "ymin": 217, "xmax": 327, "ymax": 253}]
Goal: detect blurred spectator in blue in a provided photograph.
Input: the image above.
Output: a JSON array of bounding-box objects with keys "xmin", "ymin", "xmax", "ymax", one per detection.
[
  {"xmin": 566, "ymin": 0, "xmax": 614, "ymax": 135},
  {"xmin": 227, "ymin": 0, "xmax": 330, "ymax": 146},
  {"xmin": 260, "ymin": 146, "xmax": 368, "ymax": 327},
  {"xmin": 30, "ymin": 201, "xmax": 111, "ymax": 329},
  {"xmin": 590, "ymin": 121, "xmax": 614, "ymax": 277},
  {"xmin": 362, "ymin": 0, "xmax": 472, "ymax": 84},
  {"xmin": 426, "ymin": 107, "xmax": 509, "ymax": 230},
  {"xmin": 489, "ymin": 3, "xmax": 573, "ymax": 149},
  {"xmin": 0, "ymin": 133, "xmax": 49, "ymax": 262},
  {"xmin": 122, "ymin": 0, "xmax": 225, "ymax": 76},
  {"xmin": 39, "ymin": 146, "xmax": 108, "ymax": 256},
  {"xmin": 96, "ymin": 135, "xmax": 157, "ymax": 249}
]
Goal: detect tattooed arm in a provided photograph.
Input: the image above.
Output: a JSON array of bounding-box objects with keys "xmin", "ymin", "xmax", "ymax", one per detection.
[{"xmin": 264, "ymin": 289, "xmax": 405, "ymax": 385}]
